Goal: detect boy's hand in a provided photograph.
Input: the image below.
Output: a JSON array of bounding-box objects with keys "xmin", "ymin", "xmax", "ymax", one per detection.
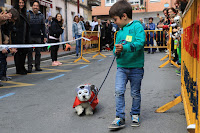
[{"xmin": 115, "ymin": 44, "xmax": 123, "ymax": 54}]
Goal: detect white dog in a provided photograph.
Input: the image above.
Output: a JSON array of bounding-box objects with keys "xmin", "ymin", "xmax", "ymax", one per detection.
[{"xmin": 73, "ymin": 84, "xmax": 99, "ymax": 115}]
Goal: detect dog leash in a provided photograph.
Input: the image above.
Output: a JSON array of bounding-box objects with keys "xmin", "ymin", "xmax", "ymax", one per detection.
[{"xmin": 90, "ymin": 40, "xmax": 127, "ymax": 104}]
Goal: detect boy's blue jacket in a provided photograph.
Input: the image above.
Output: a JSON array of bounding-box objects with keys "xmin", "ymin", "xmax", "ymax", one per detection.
[{"xmin": 113, "ymin": 20, "xmax": 145, "ymax": 68}]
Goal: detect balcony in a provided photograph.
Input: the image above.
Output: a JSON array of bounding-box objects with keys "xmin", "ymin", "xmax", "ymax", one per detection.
[
  {"xmin": 132, "ymin": 5, "xmax": 146, "ymax": 13},
  {"xmin": 88, "ymin": 0, "xmax": 101, "ymax": 6}
]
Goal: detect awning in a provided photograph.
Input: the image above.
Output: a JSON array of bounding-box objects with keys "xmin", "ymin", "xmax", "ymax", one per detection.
[{"xmin": 39, "ymin": 0, "xmax": 52, "ymax": 8}]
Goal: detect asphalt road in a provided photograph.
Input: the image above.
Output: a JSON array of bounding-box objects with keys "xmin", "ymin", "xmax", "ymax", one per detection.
[{"xmin": 0, "ymin": 51, "xmax": 187, "ymax": 133}]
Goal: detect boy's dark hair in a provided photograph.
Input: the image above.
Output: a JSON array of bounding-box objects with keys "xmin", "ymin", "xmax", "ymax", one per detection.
[
  {"xmin": 149, "ymin": 17, "xmax": 153, "ymax": 21},
  {"xmin": 31, "ymin": 0, "xmax": 40, "ymax": 7},
  {"xmin": 8, "ymin": 8, "xmax": 19, "ymax": 20},
  {"xmin": 109, "ymin": 0, "xmax": 132, "ymax": 19}
]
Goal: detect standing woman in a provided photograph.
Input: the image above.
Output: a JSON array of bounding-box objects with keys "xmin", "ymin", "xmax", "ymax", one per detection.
[
  {"xmin": 13, "ymin": 0, "xmax": 30, "ymax": 75},
  {"xmin": 49, "ymin": 13, "xmax": 64, "ymax": 66},
  {"xmin": 72, "ymin": 15, "xmax": 85, "ymax": 57}
]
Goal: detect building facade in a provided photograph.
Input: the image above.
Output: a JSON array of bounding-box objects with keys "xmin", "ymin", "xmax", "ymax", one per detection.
[{"xmin": 92, "ymin": 0, "xmax": 176, "ymax": 25}]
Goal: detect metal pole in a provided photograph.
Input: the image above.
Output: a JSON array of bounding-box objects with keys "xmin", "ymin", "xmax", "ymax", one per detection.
[{"xmin": 77, "ymin": 0, "xmax": 79, "ymax": 14}]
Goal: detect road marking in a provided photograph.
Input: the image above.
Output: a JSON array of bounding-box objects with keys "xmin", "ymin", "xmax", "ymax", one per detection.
[
  {"xmin": 0, "ymin": 93, "xmax": 15, "ymax": 99},
  {"xmin": 80, "ymin": 65, "xmax": 89, "ymax": 69},
  {"xmin": 0, "ymin": 81, "xmax": 34, "ymax": 89},
  {"xmin": 48, "ymin": 74, "xmax": 65, "ymax": 81},
  {"xmin": 98, "ymin": 59, "xmax": 104, "ymax": 62},
  {"xmin": 109, "ymin": 56, "xmax": 113, "ymax": 57}
]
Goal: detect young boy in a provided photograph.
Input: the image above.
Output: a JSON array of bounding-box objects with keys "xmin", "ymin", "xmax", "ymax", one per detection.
[{"xmin": 108, "ymin": 0, "xmax": 145, "ymax": 129}]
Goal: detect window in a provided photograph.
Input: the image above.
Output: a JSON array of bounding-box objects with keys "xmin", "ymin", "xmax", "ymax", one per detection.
[
  {"xmin": 128, "ymin": 0, "xmax": 140, "ymax": 5},
  {"xmin": 105, "ymin": 0, "xmax": 117, "ymax": 6},
  {"xmin": 150, "ymin": 0, "xmax": 161, "ymax": 2}
]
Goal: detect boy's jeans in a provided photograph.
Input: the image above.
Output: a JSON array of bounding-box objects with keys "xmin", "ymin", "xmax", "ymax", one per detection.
[
  {"xmin": 115, "ymin": 67, "xmax": 144, "ymax": 119},
  {"xmin": 75, "ymin": 34, "xmax": 82, "ymax": 55}
]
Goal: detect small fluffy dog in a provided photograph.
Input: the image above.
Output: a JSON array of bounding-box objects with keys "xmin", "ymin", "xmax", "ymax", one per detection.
[{"xmin": 73, "ymin": 84, "xmax": 99, "ymax": 115}]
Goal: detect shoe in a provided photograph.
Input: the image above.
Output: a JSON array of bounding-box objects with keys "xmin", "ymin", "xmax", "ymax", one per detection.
[
  {"xmin": 176, "ymin": 69, "xmax": 181, "ymax": 76},
  {"xmin": 151, "ymin": 52, "xmax": 155, "ymax": 54},
  {"xmin": 19, "ymin": 71, "xmax": 27, "ymax": 75},
  {"xmin": 56, "ymin": 61, "xmax": 62, "ymax": 65},
  {"xmin": 52, "ymin": 61, "xmax": 59, "ymax": 66},
  {"xmin": 108, "ymin": 117, "xmax": 125, "ymax": 130},
  {"xmin": 147, "ymin": 52, "xmax": 150, "ymax": 54},
  {"xmin": 76, "ymin": 53, "xmax": 79, "ymax": 57},
  {"xmin": 27, "ymin": 69, "xmax": 32, "ymax": 73},
  {"xmin": 35, "ymin": 68, "xmax": 42, "ymax": 71},
  {"xmin": 0, "ymin": 84, "xmax": 3, "ymax": 87},
  {"xmin": 131, "ymin": 114, "xmax": 140, "ymax": 127},
  {"xmin": 1, "ymin": 76, "xmax": 12, "ymax": 81}
]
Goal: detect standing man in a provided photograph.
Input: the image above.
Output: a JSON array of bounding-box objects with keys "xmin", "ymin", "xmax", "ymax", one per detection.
[
  {"xmin": 27, "ymin": 0, "xmax": 47, "ymax": 73},
  {"xmin": 139, "ymin": 18, "xmax": 145, "ymax": 30},
  {"xmin": 145, "ymin": 17, "xmax": 156, "ymax": 54},
  {"xmin": 93, "ymin": 19, "xmax": 105, "ymax": 51},
  {"xmin": 91, "ymin": 16, "xmax": 98, "ymax": 31}
]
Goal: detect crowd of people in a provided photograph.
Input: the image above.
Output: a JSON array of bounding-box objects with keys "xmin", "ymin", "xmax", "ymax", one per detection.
[
  {"xmin": 72, "ymin": 15, "xmax": 119, "ymax": 56},
  {"xmin": 137, "ymin": 0, "xmax": 187, "ymax": 76},
  {"xmin": 0, "ymin": 0, "xmax": 188, "ymax": 87},
  {"xmin": 0, "ymin": 0, "xmax": 65, "ymax": 87}
]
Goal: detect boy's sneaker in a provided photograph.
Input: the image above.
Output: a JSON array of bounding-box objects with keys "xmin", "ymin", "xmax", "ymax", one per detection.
[
  {"xmin": 176, "ymin": 69, "xmax": 181, "ymax": 76},
  {"xmin": 131, "ymin": 115, "xmax": 140, "ymax": 127},
  {"xmin": 108, "ymin": 117, "xmax": 125, "ymax": 130}
]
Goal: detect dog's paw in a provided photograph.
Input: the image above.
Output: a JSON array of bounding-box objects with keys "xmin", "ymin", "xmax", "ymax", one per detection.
[
  {"xmin": 85, "ymin": 109, "xmax": 94, "ymax": 115},
  {"xmin": 75, "ymin": 106, "xmax": 84, "ymax": 115}
]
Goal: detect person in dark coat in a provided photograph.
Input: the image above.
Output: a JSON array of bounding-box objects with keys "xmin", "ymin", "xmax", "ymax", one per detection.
[
  {"xmin": 27, "ymin": 1, "xmax": 47, "ymax": 73},
  {"xmin": 13, "ymin": 0, "xmax": 30, "ymax": 75},
  {"xmin": 48, "ymin": 13, "xmax": 64, "ymax": 66},
  {"xmin": 104, "ymin": 19, "xmax": 113, "ymax": 45},
  {"xmin": 93, "ymin": 19, "xmax": 105, "ymax": 51}
]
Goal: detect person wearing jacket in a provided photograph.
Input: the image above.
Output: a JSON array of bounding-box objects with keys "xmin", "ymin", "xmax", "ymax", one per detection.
[
  {"xmin": 72, "ymin": 15, "xmax": 85, "ymax": 57},
  {"xmin": 27, "ymin": 1, "xmax": 47, "ymax": 73},
  {"xmin": 93, "ymin": 19, "xmax": 105, "ymax": 51},
  {"xmin": 13, "ymin": 0, "xmax": 30, "ymax": 75},
  {"xmin": 145, "ymin": 17, "xmax": 156, "ymax": 54},
  {"xmin": 48, "ymin": 13, "xmax": 64, "ymax": 66}
]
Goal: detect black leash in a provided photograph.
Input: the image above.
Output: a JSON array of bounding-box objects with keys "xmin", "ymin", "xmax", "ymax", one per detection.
[
  {"xmin": 89, "ymin": 55, "xmax": 116, "ymax": 104},
  {"xmin": 89, "ymin": 40, "xmax": 127, "ymax": 104}
]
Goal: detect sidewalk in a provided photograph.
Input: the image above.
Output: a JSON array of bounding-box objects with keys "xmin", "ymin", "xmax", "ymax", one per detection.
[{"xmin": 7, "ymin": 46, "xmax": 76, "ymax": 68}]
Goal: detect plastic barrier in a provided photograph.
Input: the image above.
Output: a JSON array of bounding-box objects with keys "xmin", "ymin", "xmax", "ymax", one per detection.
[
  {"xmin": 74, "ymin": 31, "xmax": 106, "ymax": 63},
  {"xmin": 155, "ymin": 0, "xmax": 200, "ymax": 132},
  {"xmin": 144, "ymin": 30, "xmax": 167, "ymax": 49},
  {"xmin": 158, "ymin": 27, "xmax": 180, "ymax": 68}
]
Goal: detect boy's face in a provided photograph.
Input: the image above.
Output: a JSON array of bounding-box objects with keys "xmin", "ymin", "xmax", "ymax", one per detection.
[{"xmin": 113, "ymin": 16, "xmax": 126, "ymax": 28}]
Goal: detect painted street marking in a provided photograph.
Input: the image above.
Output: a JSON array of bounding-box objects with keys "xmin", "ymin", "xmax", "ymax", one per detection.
[
  {"xmin": 0, "ymin": 93, "xmax": 15, "ymax": 99},
  {"xmin": 98, "ymin": 59, "xmax": 104, "ymax": 62},
  {"xmin": 0, "ymin": 81, "xmax": 34, "ymax": 89},
  {"xmin": 8, "ymin": 69, "xmax": 71, "ymax": 76},
  {"xmin": 48, "ymin": 74, "xmax": 65, "ymax": 81},
  {"xmin": 80, "ymin": 65, "xmax": 89, "ymax": 69}
]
